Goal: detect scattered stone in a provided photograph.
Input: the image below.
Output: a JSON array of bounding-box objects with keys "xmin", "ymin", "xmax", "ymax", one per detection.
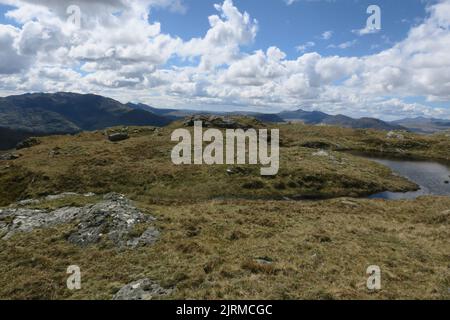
[
  {"xmin": 1, "ymin": 193, "xmax": 159, "ymax": 248},
  {"xmin": 48, "ymin": 147, "xmax": 61, "ymax": 157},
  {"xmin": 108, "ymin": 133, "xmax": 129, "ymax": 142},
  {"xmin": 16, "ymin": 137, "xmax": 40, "ymax": 150},
  {"xmin": 387, "ymin": 131, "xmax": 404, "ymax": 140},
  {"xmin": 112, "ymin": 279, "xmax": 173, "ymax": 300},
  {"xmin": 84, "ymin": 192, "xmax": 96, "ymax": 197},
  {"xmin": 0, "ymin": 153, "xmax": 20, "ymax": 161},
  {"xmin": 312, "ymin": 150, "xmax": 330, "ymax": 157},
  {"xmin": 341, "ymin": 200, "xmax": 360, "ymax": 208},
  {"xmin": 255, "ymin": 257, "xmax": 274, "ymax": 265},
  {"xmin": 445, "ymin": 181, "xmax": 449, "ymax": 184}
]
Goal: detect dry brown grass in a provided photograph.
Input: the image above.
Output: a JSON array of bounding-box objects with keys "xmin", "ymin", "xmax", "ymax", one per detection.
[
  {"xmin": 0, "ymin": 195, "xmax": 449, "ymax": 300},
  {"xmin": 0, "ymin": 122, "xmax": 449, "ymax": 300},
  {"xmin": 0, "ymin": 124, "xmax": 420, "ymax": 206}
]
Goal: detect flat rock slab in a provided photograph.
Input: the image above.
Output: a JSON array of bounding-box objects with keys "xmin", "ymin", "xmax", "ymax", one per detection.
[
  {"xmin": 112, "ymin": 279, "xmax": 173, "ymax": 300},
  {"xmin": 0, "ymin": 193, "xmax": 159, "ymax": 248}
]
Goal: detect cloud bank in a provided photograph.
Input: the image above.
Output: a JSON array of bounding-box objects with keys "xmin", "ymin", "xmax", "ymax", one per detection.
[{"xmin": 0, "ymin": 0, "xmax": 449, "ymax": 119}]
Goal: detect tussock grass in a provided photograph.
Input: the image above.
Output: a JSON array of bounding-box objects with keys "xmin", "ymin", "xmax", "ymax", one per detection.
[
  {"xmin": 0, "ymin": 197, "xmax": 449, "ymax": 300},
  {"xmin": 0, "ymin": 124, "xmax": 422, "ymax": 206},
  {"xmin": 0, "ymin": 122, "xmax": 449, "ymax": 300}
]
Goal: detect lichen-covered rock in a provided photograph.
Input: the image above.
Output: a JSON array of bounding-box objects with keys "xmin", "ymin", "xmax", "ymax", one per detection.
[
  {"xmin": 112, "ymin": 279, "xmax": 173, "ymax": 300},
  {"xmin": 0, "ymin": 193, "xmax": 159, "ymax": 248},
  {"xmin": 0, "ymin": 207, "xmax": 83, "ymax": 239},
  {"xmin": 126, "ymin": 227, "xmax": 160, "ymax": 248},
  {"xmin": 67, "ymin": 193, "xmax": 157, "ymax": 248}
]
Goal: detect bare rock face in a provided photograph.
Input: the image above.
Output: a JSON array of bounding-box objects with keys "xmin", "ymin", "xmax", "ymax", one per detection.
[
  {"xmin": 112, "ymin": 279, "xmax": 173, "ymax": 300},
  {"xmin": 0, "ymin": 193, "xmax": 159, "ymax": 248}
]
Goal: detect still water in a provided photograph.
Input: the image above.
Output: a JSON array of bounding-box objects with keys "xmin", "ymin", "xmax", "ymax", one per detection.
[{"xmin": 363, "ymin": 156, "xmax": 450, "ymax": 200}]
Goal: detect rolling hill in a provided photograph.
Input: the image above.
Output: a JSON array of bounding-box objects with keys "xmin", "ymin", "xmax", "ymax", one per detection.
[
  {"xmin": 2, "ymin": 93, "xmax": 436, "ymax": 152},
  {"xmin": 392, "ymin": 117, "xmax": 450, "ymax": 133},
  {"xmin": 278, "ymin": 109, "xmax": 406, "ymax": 131},
  {"xmin": 0, "ymin": 92, "xmax": 173, "ymax": 135}
]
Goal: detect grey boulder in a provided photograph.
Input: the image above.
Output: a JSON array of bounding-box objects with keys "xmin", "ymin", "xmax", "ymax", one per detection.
[
  {"xmin": 113, "ymin": 279, "xmax": 173, "ymax": 300},
  {"xmin": 1, "ymin": 193, "xmax": 159, "ymax": 249},
  {"xmin": 108, "ymin": 133, "xmax": 129, "ymax": 142}
]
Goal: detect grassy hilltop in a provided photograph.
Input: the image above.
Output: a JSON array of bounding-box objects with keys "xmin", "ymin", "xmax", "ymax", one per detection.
[{"xmin": 0, "ymin": 120, "xmax": 449, "ymax": 300}]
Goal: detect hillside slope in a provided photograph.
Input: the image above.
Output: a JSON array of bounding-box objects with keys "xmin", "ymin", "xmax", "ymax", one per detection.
[
  {"xmin": 279, "ymin": 109, "xmax": 406, "ymax": 131},
  {"xmin": 392, "ymin": 117, "xmax": 450, "ymax": 133},
  {"xmin": 0, "ymin": 123, "xmax": 449, "ymax": 300},
  {"xmin": 0, "ymin": 93, "xmax": 173, "ymax": 134}
]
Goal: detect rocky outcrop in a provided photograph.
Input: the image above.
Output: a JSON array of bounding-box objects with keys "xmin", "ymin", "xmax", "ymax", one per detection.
[
  {"xmin": 67, "ymin": 193, "xmax": 157, "ymax": 248},
  {"xmin": 184, "ymin": 115, "xmax": 255, "ymax": 129},
  {"xmin": 0, "ymin": 193, "xmax": 159, "ymax": 248},
  {"xmin": 0, "ymin": 153, "xmax": 20, "ymax": 161},
  {"xmin": 387, "ymin": 131, "xmax": 405, "ymax": 140},
  {"xmin": 16, "ymin": 137, "xmax": 40, "ymax": 150},
  {"xmin": 16, "ymin": 192, "xmax": 95, "ymax": 206},
  {"xmin": 112, "ymin": 279, "xmax": 173, "ymax": 300},
  {"xmin": 0, "ymin": 207, "xmax": 82, "ymax": 239}
]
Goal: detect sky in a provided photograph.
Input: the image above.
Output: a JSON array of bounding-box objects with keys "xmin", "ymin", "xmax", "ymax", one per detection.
[{"xmin": 0, "ymin": 0, "xmax": 449, "ymax": 120}]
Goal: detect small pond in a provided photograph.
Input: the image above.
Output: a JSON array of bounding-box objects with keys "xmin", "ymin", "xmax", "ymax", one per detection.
[{"xmin": 360, "ymin": 155, "xmax": 450, "ymax": 200}]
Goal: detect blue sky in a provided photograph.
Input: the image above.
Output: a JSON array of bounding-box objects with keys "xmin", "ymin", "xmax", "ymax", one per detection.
[
  {"xmin": 0, "ymin": 0, "xmax": 449, "ymax": 119},
  {"xmin": 152, "ymin": 0, "xmax": 428, "ymax": 59}
]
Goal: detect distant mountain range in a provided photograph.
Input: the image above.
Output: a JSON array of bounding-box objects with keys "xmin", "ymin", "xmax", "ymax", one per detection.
[
  {"xmin": 391, "ymin": 117, "xmax": 450, "ymax": 134},
  {"xmin": 126, "ymin": 102, "xmax": 285, "ymax": 123},
  {"xmin": 278, "ymin": 109, "xmax": 406, "ymax": 131},
  {"xmin": 0, "ymin": 93, "xmax": 172, "ymax": 133},
  {"xmin": 0, "ymin": 93, "xmax": 173, "ymax": 149},
  {"xmin": 1, "ymin": 92, "xmax": 448, "ymax": 150}
]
